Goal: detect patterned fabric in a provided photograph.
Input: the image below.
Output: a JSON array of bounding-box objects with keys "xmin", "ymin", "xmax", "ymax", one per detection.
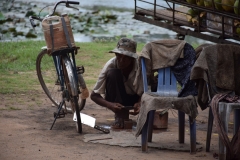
[{"xmin": 171, "ymin": 43, "xmax": 198, "ymax": 97}]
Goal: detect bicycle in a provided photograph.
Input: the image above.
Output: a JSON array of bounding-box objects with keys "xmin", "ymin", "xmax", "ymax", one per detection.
[{"xmin": 29, "ymin": 0, "xmax": 89, "ymax": 133}]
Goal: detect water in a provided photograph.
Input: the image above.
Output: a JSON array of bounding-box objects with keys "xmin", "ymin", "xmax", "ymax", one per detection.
[
  {"xmin": 9, "ymin": 0, "xmax": 210, "ymax": 44},
  {"xmin": 19, "ymin": 0, "xmax": 145, "ymax": 9},
  {"xmin": 19, "ymin": 0, "xmax": 181, "ymax": 10}
]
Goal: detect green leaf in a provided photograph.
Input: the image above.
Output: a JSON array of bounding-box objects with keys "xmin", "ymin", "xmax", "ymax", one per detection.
[{"xmin": 0, "ymin": 12, "xmax": 6, "ymax": 21}]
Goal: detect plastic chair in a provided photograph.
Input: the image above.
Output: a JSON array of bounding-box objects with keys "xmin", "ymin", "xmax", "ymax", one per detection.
[
  {"xmin": 217, "ymin": 103, "xmax": 240, "ymax": 160},
  {"xmin": 190, "ymin": 44, "xmax": 240, "ymax": 159},
  {"xmin": 206, "ymin": 93, "xmax": 240, "ymax": 160},
  {"xmin": 140, "ymin": 58, "xmax": 196, "ymax": 154}
]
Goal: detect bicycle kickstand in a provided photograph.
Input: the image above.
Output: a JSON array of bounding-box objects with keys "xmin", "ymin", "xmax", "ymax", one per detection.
[{"xmin": 50, "ymin": 99, "xmax": 65, "ymax": 130}]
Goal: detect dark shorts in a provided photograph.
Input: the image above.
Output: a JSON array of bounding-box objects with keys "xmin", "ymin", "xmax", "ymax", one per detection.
[{"xmin": 105, "ymin": 68, "xmax": 139, "ymax": 119}]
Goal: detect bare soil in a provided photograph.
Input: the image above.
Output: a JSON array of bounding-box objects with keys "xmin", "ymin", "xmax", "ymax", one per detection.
[{"xmin": 0, "ymin": 91, "xmax": 224, "ymax": 160}]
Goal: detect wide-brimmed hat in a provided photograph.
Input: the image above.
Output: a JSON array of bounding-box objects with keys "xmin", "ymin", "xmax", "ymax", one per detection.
[{"xmin": 109, "ymin": 38, "xmax": 138, "ymax": 59}]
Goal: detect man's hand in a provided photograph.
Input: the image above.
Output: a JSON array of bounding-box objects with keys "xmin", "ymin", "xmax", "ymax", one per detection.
[
  {"xmin": 90, "ymin": 91, "xmax": 124, "ymax": 113},
  {"xmin": 108, "ymin": 102, "xmax": 124, "ymax": 113},
  {"xmin": 129, "ymin": 102, "xmax": 141, "ymax": 115}
]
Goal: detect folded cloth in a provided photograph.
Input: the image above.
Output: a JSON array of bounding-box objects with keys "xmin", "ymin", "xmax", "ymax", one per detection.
[
  {"xmin": 215, "ymin": 45, "xmax": 240, "ymax": 96},
  {"xmin": 140, "ymin": 39, "xmax": 186, "ymax": 70},
  {"xmin": 135, "ymin": 93, "xmax": 198, "ymax": 137},
  {"xmin": 190, "ymin": 44, "xmax": 240, "ymax": 110}
]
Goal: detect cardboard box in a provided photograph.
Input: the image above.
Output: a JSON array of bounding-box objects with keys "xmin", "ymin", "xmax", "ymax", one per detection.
[{"xmin": 153, "ymin": 111, "xmax": 168, "ymax": 129}]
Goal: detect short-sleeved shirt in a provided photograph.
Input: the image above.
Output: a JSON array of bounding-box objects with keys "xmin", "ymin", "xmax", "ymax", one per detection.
[{"xmin": 93, "ymin": 57, "xmax": 142, "ymax": 96}]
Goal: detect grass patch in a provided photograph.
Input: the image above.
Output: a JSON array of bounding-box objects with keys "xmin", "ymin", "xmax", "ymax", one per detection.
[
  {"xmin": 9, "ymin": 107, "xmax": 21, "ymax": 110},
  {"xmin": 0, "ymin": 41, "xmax": 46, "ymax": 72},
  {"xmin": 0, "ymin": 40, "xmax": 145, "ymax": 94},
  {"xmin": 0, "ymin": 70, "xmax": 40, "ymax": 94}
]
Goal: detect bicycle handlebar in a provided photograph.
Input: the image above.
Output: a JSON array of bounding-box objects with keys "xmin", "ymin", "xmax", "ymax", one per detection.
[
  {"xmin": 50, "ymin": 1, "xmax": 79, "ymax": 16},
  {"xmin": 67, "ymin": 1, "xmax": 79, "ymax": 5},
  {"xmin": 29, "ymin": 0, "xmax": 79, "ymax": 28},
  {"xmin": 29, "ymin": 16, "xmax": 42, "ymax": 27}
]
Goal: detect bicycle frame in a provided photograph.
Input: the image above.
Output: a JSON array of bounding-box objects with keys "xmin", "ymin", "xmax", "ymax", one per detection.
[
  {"xmin": 48, "ymin": 47, "xmax": 81, "ymax": 130},
  {"xmin": 51, "ymin": 49, "xmax": 79, "ymax": 96},
  {"xmin": 52, "ymin": 56, "xmax": 64, "ymax": 91}
]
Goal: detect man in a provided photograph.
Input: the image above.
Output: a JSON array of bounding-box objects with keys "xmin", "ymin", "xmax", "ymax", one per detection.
[{"xmin": 90, "ymin": 38, "xmax": 142, "ymax": 129}]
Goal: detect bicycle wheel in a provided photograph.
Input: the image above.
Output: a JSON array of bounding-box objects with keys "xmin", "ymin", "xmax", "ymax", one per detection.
[
  {"xmin": 36, "ymin": 49, "xmax": 62, "ymax": 106},
  {"xmin": 62, "ymin": 56, "xmax": 82, "ymax": 133},
  {"xmin": 36, "ymin": 49, "xmax": 86, "ymax": 111}
]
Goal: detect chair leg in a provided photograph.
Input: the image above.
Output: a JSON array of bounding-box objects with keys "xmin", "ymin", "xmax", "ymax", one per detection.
[
  {"xmin": 219, "ymin": 103, "xmax": 227, "ymax": 160},
  {"xmin": 234, "ymin": 109, "xmax": 240, "ymax": 135},
  {"xmin": 178, "ymin": 110, "xmax": 185, "ymax": 143},
  {"xmin": 189, "ymin": 116, "xmax": 196, "ymax": 154},
  {"xmin": 147, "ymin": 110, "xmax": 155, "ymax": 142},
  {"xmin": 141, "ymin": 112, "xmax": 149, "ymax": 152},
  {"xmin": 206, "ymin": 107, "xmax": 214, "ymax": 152}
]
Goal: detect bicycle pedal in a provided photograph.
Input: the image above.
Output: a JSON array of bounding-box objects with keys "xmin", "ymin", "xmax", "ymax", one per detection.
[
  {"xmin": 53, "ymin": 111, "xmax": 65, "ymax": 118},
  {"xmin": 76, "ymin": 66, "xmax": 85, "ymax": 74}
]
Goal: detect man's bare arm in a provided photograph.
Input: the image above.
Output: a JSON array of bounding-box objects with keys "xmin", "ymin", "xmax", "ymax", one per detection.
[
  {"xmin": 129, "ymin": 96, "xmax": 141, "ymax": 115},
  {"xmin": 90, "ymin": 91, "xmax": 123, "ymax": 113}
]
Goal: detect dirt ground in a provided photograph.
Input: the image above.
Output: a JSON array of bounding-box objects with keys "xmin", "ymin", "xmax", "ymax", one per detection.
[{"xmin": 0, "ymin": 90, "xmax": 226, "ymax": 160}]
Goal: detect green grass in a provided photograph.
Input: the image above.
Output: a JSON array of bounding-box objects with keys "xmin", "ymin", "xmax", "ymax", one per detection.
[
  {"xmin": 9, "ymin": 106, "xmax": 21, "ymax": 110},
  {"xmin": 0, "ymin": 106, "xmax": 21, "ymax": 110},
  {"xmin": 0, "ymin": 40, "xmax": 145, "ymax": 94},
  {"xmin": 0, "ymin": 41, "xmax": 46, "ymax": 72}
]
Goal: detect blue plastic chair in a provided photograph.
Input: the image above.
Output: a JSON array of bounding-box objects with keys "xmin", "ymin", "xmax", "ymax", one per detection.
[{"xmin": 140, "ymin": 58, "xmax": 196, "ymax": 154}]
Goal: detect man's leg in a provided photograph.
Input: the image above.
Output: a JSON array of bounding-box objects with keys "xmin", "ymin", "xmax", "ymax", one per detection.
[
  {"xmin": 105, "ymin": 69, "xmax": 129, "ymax": 123},
  {"xmin": 105, "ymin": 69, "xmax": 126, "ymax": 104},
  {"xmin": 105, "ymin": 69, "xmax": 139, "ymax": 128},
  {"xmin": 105, "ymin": 68, "xmax": 139, "ymax": 105}
]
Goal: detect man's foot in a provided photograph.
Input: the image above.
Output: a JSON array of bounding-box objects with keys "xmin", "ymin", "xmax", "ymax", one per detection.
[
  {"xmin": 111, "ymin": 117, "xmax": 124, "ymax": 129},
  {"xmin": 111, "ymin": 122, "xmax": 124, "ymax": 129}
]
